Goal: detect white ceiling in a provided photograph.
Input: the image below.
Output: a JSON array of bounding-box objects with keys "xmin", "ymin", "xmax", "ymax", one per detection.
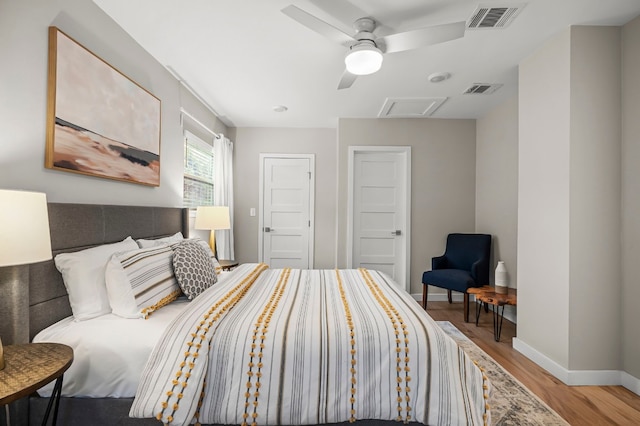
[{"xmin": 93, "ymin": 0, "xmax": 640, "ymax": 128}]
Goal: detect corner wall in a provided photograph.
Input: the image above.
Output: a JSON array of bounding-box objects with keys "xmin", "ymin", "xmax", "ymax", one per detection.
[
  {"xmin": 517, "ymin": 25, "xmax": 622, "ymax": 378},
  {"xmin": 0, "ymin": 0, "xmax": 225, "ymax": 206},
  {"xmin": 476, "ymin": 95, "xmax": 519, "ymax": 288},
  {"xmin": 622, "ymin": 15, "xmax": 640, "ymax": 382},
  {"xmin": 517, "ymin": 28, "xmax": 572, "ymax": 367}
]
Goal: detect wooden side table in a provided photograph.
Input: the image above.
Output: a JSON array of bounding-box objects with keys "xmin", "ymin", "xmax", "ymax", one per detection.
[
  {"xmin": 218, "ymin": 259, "xmax": 238, "ymax": 271},
  {"xmin": 0, "ymin": 343, "xmax": 73, "ymax": 426},
  {"xmin": 467, "ymin": 286, "xmax": 517, "ymax": 341}
]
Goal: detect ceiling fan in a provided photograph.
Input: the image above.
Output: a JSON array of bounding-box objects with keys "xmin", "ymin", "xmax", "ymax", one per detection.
[{"xmin": 281, "ymin": 1, "xmax": 466, "ymax": 89}]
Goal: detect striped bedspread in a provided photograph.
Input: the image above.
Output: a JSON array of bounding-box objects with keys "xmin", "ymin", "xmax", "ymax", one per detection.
[{"xmin": 131, "ymin": 264, "xmax": 490, "ymax": 426}]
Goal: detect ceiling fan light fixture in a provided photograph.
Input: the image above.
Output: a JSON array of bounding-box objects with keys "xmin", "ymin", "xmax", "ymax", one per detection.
[{"xmin": 344, "ymin": 42, "xmax": 383, "ymax": 76}]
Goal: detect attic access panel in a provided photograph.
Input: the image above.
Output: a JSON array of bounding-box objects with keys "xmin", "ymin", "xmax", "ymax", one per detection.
[{"xmin": 378, "ymin": 97, "xmax": 448, "ymax": 118}]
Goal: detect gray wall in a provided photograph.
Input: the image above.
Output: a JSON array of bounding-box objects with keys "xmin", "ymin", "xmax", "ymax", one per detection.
[
  {"xmin": 0, "ymin": 0, "xmax": 225, "ymax": 206},
  {"xmin": 337, "ymin": 118, "xmax": 477, "ymax": 295},
  {"xmin": 622, "ymin": 15, "xmax": 640, "ymax": 381},
  {"xmin": 476, "ymin": 95, "xmax": 519, "ymax": 288},
  {"xmin": 568, "ymin": 26, "xmax": 621, "ymax": 371},
  {"xmin": 232, "ymin": 127, "xmax": 337, "ymax": 268},
  {"xmin": 518, "ymin": 26, "xmax": 622, "ymax": 372}
]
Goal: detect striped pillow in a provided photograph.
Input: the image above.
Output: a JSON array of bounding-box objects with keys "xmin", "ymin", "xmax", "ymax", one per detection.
[{"xmin": 105, "ymin": 244, "xmax": 182, "ymax": 319}]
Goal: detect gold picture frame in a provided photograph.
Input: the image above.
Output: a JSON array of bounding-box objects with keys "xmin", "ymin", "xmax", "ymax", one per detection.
[{"xmin": 45, "ymin": 27, "xmax": 161, "ymax": 186}]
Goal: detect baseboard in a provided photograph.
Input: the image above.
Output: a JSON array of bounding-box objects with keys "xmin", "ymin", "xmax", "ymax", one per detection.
[
  {"xmin": 411, "ymin": 293, "xmax": 465, "ymax": 303},
  {"xmin": 622, "ymin": 371, "xmax": 640, "ymax": 396},
  {"xmin": 513, "ymin": 337, "xmax": 640, "ymax": 396},
  {"xmin": 412, "ymin": 293, "xmax": 517, "ymax": 324}
]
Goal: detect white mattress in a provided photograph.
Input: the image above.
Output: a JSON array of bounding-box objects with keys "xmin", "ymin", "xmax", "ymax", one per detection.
[{"xmin": 34, "ymin": 298, "xmax": 191, "ymax": 397}]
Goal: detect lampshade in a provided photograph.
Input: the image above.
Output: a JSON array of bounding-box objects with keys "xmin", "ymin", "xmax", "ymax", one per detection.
[
  {"xmin": 195, "ymin": 206, "xmax": 231, "ymax": 231},
  {"xmin": 345, "ymin": 42, "xmax": 383, "ymax": 76},
  {"xmin": 0, "ymin": 190, "xmax": 52, "ymax": 267}
]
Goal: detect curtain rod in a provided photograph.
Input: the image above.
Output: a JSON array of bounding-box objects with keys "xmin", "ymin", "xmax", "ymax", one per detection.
[{"xmin": 180, "ymin": 108, "xmax": 220, "ymax": 139}]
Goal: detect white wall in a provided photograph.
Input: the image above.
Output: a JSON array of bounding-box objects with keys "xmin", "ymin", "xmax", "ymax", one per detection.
[
  {"xmin": 476, "ymin": 95, "xmax": 519, "ymax": 288},
  {"xmin": 337, "ymin": 118, "xmax": 477, "ymax": 295},
  {"xmin": 517, "ymin": 26, "xmax": 622, "ymax": 374},
  {"xmin": 232, "ymin": 127, "xmax": 337, "ymax": 268},
  {"xmin": 622, "ymin": 15, "xmax": 640, "ymax": 381},
  {"xmin": 0, "ymin": 0, "xmax": 225, "ymax": 207}
]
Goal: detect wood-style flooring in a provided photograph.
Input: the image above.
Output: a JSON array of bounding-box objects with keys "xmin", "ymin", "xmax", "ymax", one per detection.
[{"xmin": 425, "ymin": 301, "xmax": 640, "ymax": 426}]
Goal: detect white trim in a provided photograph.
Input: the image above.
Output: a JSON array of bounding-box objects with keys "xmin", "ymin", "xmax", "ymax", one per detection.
[
  {"xmin": 347, "ymin": 146, "xmax": 411, "ymax": 292},
  {"xmin": 258, "ymin": 153, "xmax": 315, "ymax": 269},
  {"xmin": 410, "ymin": 293, "xmax": 466, "ymax": 302},
  {"xmin": 513, "ymin": 338, "xmax": 640, "ymax": 395},
  {"xmin": 622, "ymin": 372, "xmax": 640, "ymax": 396},
  {"xmin": 180, "ymin": 108, "xmax": 218, "ymax": 138}
]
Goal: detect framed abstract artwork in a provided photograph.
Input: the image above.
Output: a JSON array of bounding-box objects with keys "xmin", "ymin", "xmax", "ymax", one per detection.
[{"xmin": 45, "ymin": 27, "xmax": 161, "ymax": 186}]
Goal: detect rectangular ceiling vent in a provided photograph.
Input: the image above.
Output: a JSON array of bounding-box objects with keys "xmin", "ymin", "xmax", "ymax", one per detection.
[
  {"xmin": 463, "ymin": 83, "xmax": 503, "ymax": 95},
  {"xmin": 467, "ymin": 4, "xmax": 526, "ymax": 29},
  {"xmin": 378, "ymin": 97, "xmax": 447, "ymax": 118}
]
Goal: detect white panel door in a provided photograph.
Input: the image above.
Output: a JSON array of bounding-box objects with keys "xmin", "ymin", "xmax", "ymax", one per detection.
[
  {"xmin": 351, "ymin": 150, "xmax": 409, "ymax": 290},
  {"xmin": 261, "ymin": 156, "xmax": 312, "ymax": 269}
]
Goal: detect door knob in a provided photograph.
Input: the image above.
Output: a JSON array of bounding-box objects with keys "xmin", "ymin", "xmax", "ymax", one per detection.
[
  {"xmin": 391, "ymin": 230, "xmax": 402, "ymax": 236},
  {"xmin": 264, "ymin": 226, "xmax": 272, "ymax": 233}
]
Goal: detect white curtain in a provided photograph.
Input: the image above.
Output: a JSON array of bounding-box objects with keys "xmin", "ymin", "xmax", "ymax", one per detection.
[{"xmin": 214, "ymin": 134, "xmax": 235, "ymax": 260}]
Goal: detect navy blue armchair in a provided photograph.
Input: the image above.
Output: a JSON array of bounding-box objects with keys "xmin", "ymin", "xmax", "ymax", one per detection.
[{"xmin": 422, "ymin": 233, "xmax": 491, "ymax": 322}]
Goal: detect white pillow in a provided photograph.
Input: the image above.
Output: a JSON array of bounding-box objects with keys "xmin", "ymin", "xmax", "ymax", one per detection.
[
  {"xmin": 55, "ymin": 236, "xmax": 138, "ymax": 321},
  {"xmin": 105, "ymin": 244, "xmax": 182, "ymax": 319},
  {"xmin": 136, "ymin": 232, "xmax": 184, "ymax": 248}
]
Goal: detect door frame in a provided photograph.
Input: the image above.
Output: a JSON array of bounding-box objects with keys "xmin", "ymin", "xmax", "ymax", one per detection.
[
  {"xmin": 258, "ymin": 153, "xmax": 315, "ymax": 268},
  {"xmin": 347, "ymin": 146, "xmax": 411, "ymax": 291}
]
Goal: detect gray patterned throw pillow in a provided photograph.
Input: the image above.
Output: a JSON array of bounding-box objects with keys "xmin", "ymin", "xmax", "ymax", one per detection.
[{"xmin": 172, "ymin": 240, "xmax": 217, "ymax": 300}]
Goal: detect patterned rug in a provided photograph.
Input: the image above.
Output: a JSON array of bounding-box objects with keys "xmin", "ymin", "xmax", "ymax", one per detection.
[{"xmin": 436, "ymin": 321, "xmax": 570, "ymax": 426}]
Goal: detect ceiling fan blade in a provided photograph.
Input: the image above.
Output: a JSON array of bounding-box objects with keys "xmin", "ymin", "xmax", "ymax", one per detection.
[
  {"xmin": 308, "ymin": 0, "xmax": 368, "ymax": 30},
  {"xmin": 381, "ymin": 21, "xmax": 465, "ymax": 54},
  {"xmin": 309, "ymin": 0, "xmax": 395, "ymax": 35},
  {"xmin": 282, "ymin": 5, "xmax": 354, "ymax": 45},
  {"xmin": 337, "ymin": 70, "xmax": 358, "ymax": 90}
]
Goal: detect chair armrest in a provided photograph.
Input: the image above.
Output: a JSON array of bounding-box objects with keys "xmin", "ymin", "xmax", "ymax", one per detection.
[
  {"xmin": 432, "ymin": 255, "xmax": 448, "ymax": 270},
  {"xmin": 470, "ymin": 258, "xmax": 489, "ymax": 284}
]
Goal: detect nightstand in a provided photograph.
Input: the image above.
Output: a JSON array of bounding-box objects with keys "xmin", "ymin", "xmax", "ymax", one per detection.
[
  {"xmin": 0, "ymin": 343, "xmax": 73, "ymax": 426},
  {"xmin": 218, "ymin": 259, "xmax": 239, "ymax": 271}
]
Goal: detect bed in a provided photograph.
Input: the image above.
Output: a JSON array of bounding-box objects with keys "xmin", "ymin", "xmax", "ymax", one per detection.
[{"xmin": 0, "ymin": 203, "xmax": 490, "ymax": 426}]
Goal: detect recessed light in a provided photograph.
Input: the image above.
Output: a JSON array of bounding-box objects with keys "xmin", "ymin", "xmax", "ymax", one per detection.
[
  {"xmin": 428, "ymin": 72, "xmax": 451, "ymax": 83},
  {"xmin": 273, "ymin": 105, "xmax": 288, "ymax": 113}
]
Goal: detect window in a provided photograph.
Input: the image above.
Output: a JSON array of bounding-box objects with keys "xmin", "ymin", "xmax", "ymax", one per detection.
[{"xmin": 183, "ymin": 130, "xmax": 214, "ymax": 208}]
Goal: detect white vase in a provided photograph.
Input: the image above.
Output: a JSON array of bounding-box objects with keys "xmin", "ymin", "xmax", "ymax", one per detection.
[{"xmin": 495, "ymin": 261, "xmax": 508, "ymax": 294}]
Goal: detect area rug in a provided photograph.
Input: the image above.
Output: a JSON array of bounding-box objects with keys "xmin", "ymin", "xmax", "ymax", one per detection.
[{"xmin": 436, "ymin": 321, "xmax": 570, "ymax": 426}]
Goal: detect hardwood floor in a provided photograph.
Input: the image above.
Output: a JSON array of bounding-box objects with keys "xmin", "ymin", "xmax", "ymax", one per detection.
[{"xmin": 425, "ymin": 300, "xmax": 640, "ymax": 426}]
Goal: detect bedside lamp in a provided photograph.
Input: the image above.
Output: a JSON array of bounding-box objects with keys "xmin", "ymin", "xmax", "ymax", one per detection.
[
  {"xmin": 0, "ymin": 190, "xmax": 52, "ymax": 370},
  {"xmin": 194, "ymin": 206, "xmax": 230, "ymax": 258}
]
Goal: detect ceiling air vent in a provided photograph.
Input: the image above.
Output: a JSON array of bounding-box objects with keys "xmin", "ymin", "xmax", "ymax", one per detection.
[
  {"xmin": 467, "ymin": 4, "xmax": 526, "ymax": 29},
  {"xmin": 463, "ymin": 83, "xmax": 503, "ymax": 95}
]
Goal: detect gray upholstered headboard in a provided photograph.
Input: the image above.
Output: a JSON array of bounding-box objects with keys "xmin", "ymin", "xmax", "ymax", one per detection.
[{"xmin": 2, "ymin": 203, "xmax": 189, "ymax": 345}]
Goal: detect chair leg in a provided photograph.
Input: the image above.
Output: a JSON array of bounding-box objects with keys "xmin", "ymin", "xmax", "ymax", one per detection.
[
  {"xmin": 422, "ymin": 285, "xmax": 428, "ymax": 310},
  {"xmin": 464, "ymin": 293, "xmax": 470, "ymax": 323},
  {"xmin": 447, "ymin": 290, "xmax": 452, "ymax": 304}
]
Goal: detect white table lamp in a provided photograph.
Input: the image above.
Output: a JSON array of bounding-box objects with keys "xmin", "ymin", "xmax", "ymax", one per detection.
[
  {"xmin": 0, "ymin": 190, "xmax": 52, "ymax": 370},
  {"xmin": 194, "ymin": 206, "xmax": 230, "ymax": 257}
]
